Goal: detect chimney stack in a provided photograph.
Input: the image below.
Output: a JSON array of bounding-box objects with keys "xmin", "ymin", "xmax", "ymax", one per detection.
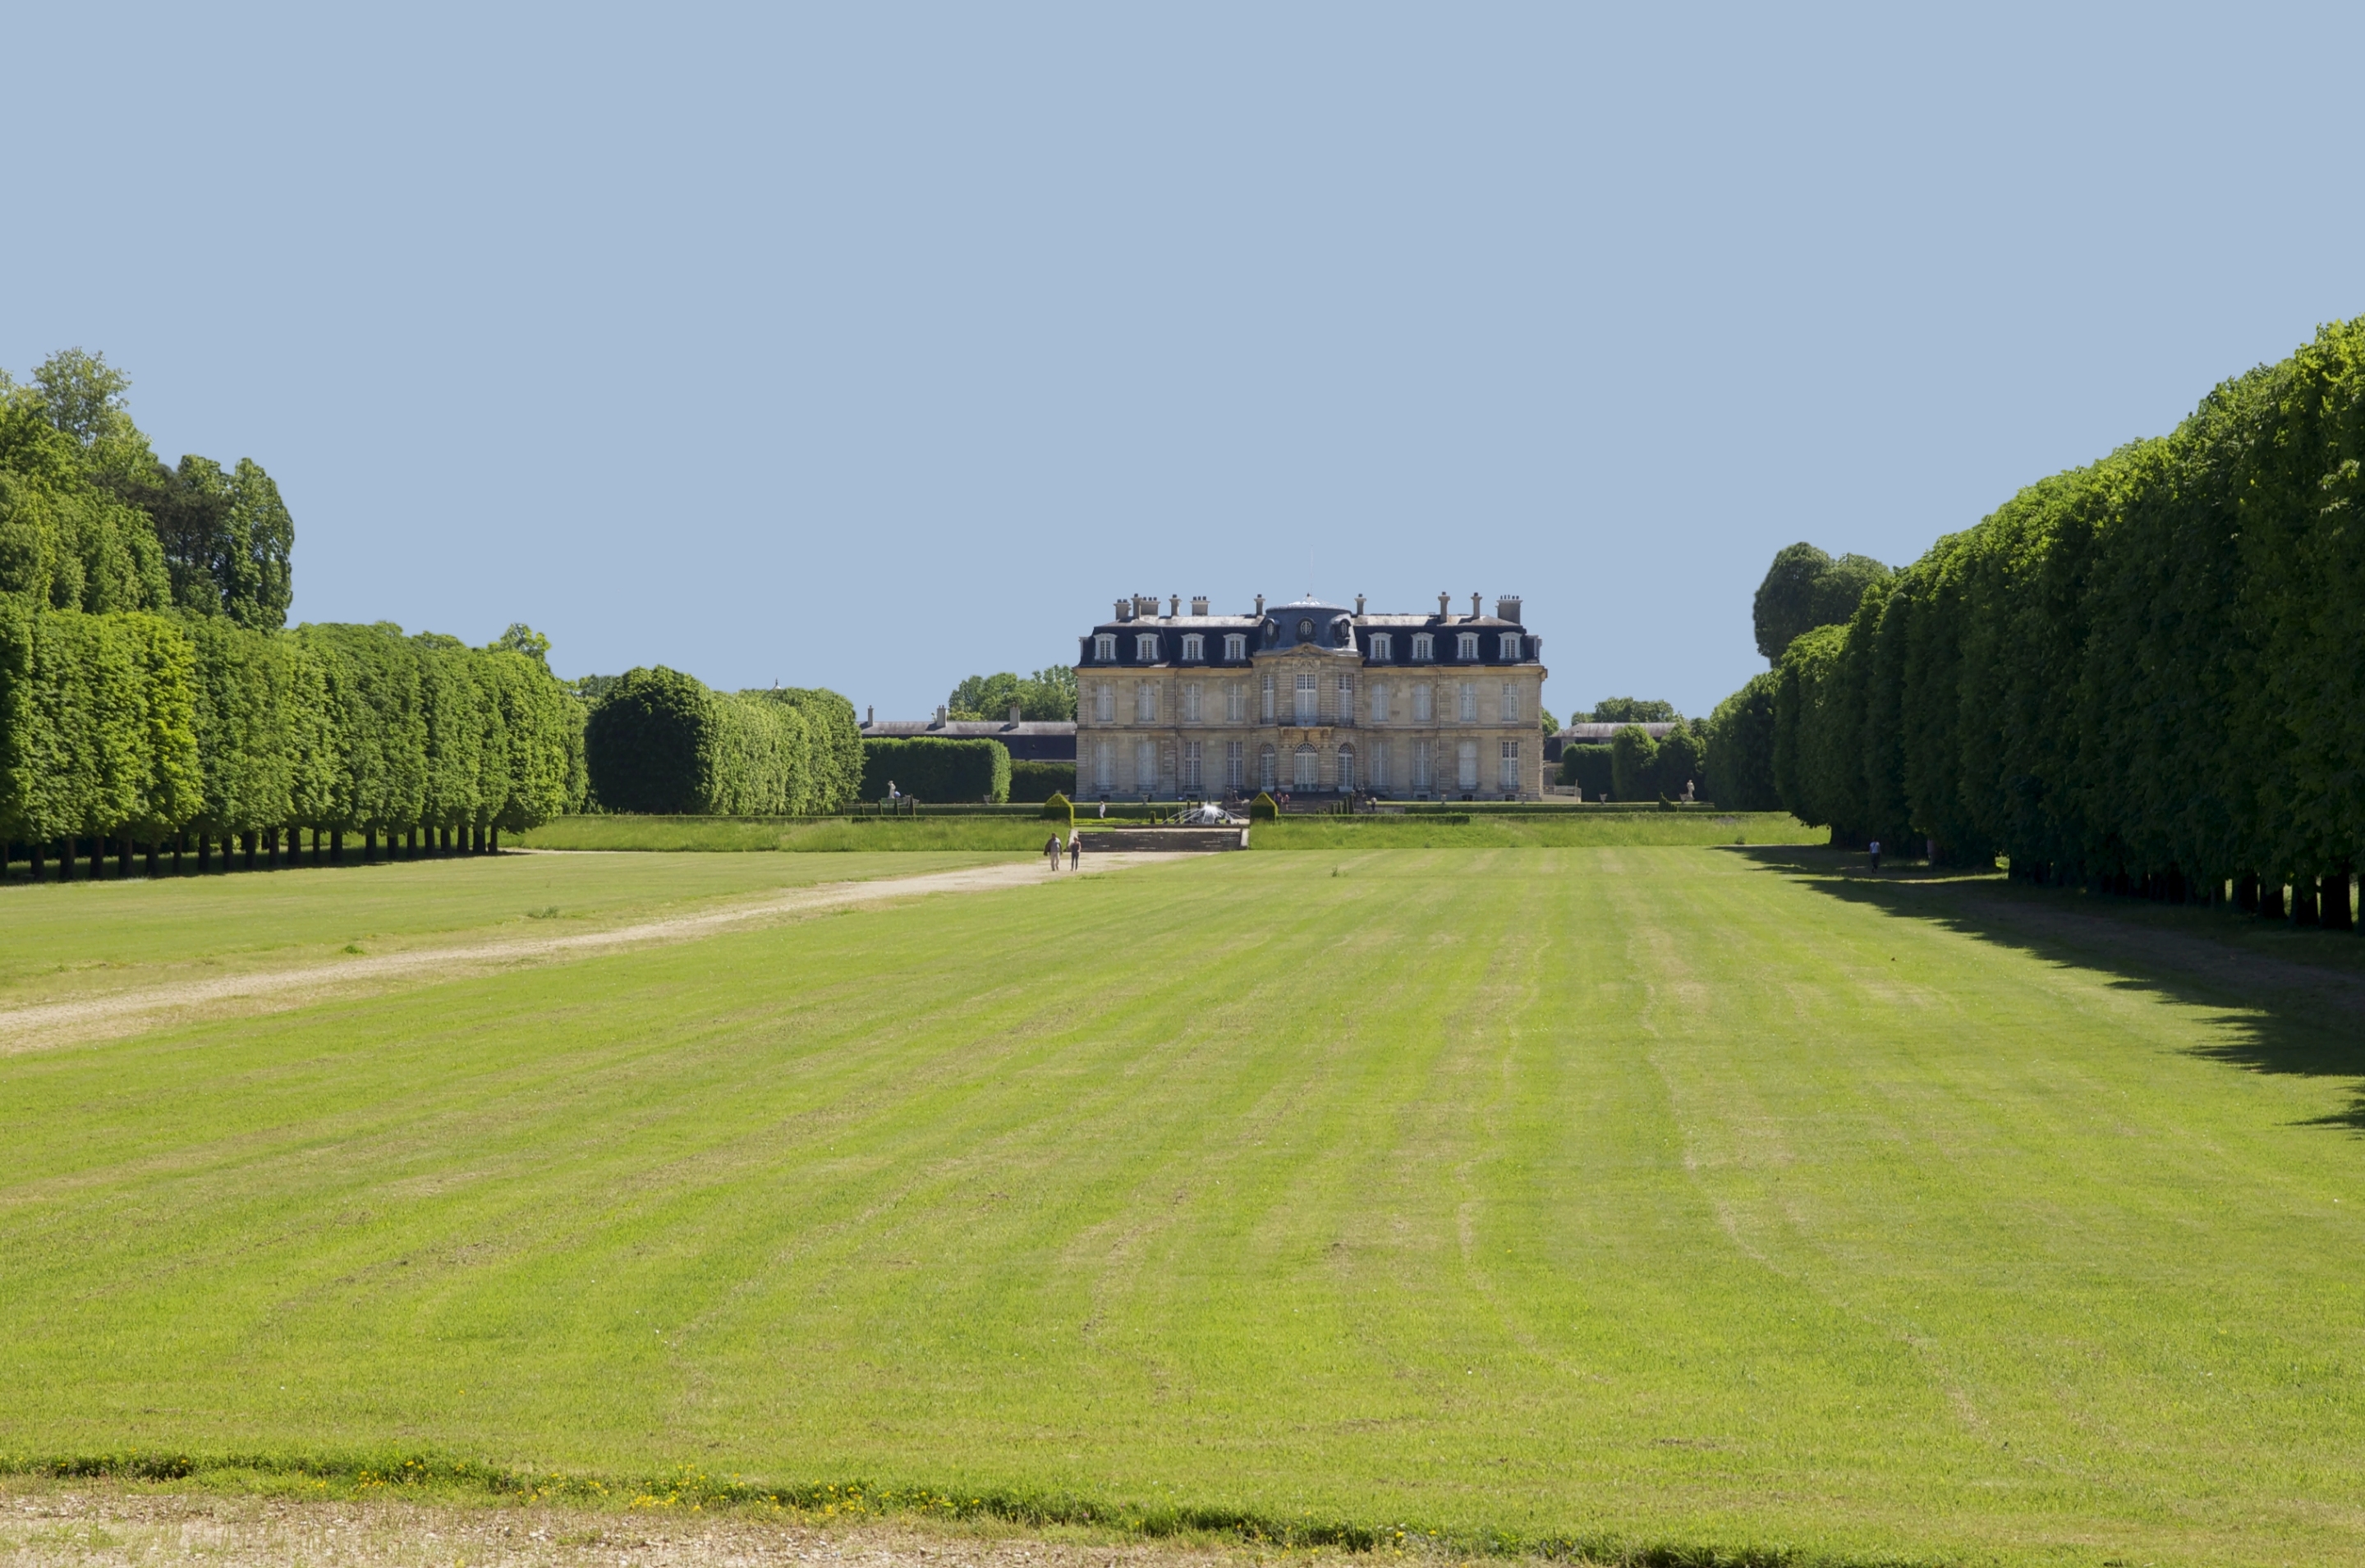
[
  {"xmin": 1191, "ymin": 595, "xmax": 1208, "ymax": 616},
  {"xmin": 1169, "ymin": 594, "xmax": 1180, "ymax": 617},
  {"xmin": 1255, "ymin": 594, "xmax": 1265, "ymax": 615},
  {"xmin": 1355, "ymin": 594, "xmax": 1365, "ymax": 616},
  {"xmin": 1008, "ymin": 703, "xmax": 1022, "ymax": 724},
  {"xmin": 933, "ymin": 705, "xmax": 948, "ymax": 728},
  {"xmin": 1438, "ymin": 591, "xmax": 1450, "ymax": 617},
  {"xmin": 1496, "ymin": 595, "xmax": 1522, "ymax": 624},
  {"xmin": 865, "ymin": 705, "xmax": 873, "ymax": 726},
  {"xmin": 1115, "ymin": 597, "xmax": 1131, "ymax": 621},
  {"xmin": 1471, "ymin": 592, "xmax": 1482, "ymax": 618},
  {"xmin": 1134, "ymin": 594, "xmax": 1158, "ymax": 619}
]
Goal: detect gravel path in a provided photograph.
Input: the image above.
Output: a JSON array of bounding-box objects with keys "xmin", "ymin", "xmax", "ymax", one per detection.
[{"xmin": 0, "ymin": 855, "xmax": 1180, "ymax": 1054}]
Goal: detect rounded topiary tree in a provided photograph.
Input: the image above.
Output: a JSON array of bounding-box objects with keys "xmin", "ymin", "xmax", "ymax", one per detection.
[
  {"xmin": 583, "ymin": 666, "xmax": 713, "ymax": 814},
  {"xmin": 1042, "ymin": 791, "xmax": 1072, "ymax": 827},
  {"xmin": 1250, "ymin": 791, "xmax": 1278, "ymax": 822}
]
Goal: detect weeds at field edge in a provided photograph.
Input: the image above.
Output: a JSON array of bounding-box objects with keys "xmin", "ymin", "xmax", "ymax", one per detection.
[{"xmin": 0, "ymin": 1450, "xmax": 1947, "ymax": 1568}]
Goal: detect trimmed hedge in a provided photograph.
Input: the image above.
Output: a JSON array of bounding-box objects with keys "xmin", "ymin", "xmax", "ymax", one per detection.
[
  {"xmin": 860, "ymin": 736, "xmax": 1012, "ymax": 804},
  {"xmin": 1558, "ymin": 743, "xmax": 1612, "ymax": 799},
  {"xmin": 1008, "ymin": 759, "xmax": 1076, "ymax": 803},
  {"xmin": 583, "ymin": 667, "xmax": 856, "ymax": 817}
]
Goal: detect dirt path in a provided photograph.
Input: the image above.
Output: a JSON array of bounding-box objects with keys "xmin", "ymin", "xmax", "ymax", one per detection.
[
  {"xmin": 0, "ymin": 1485, "xmax": 1283, "ymax": 1568},
  {"xmin": 0, "ymin": 855, "xmax": 1182, "ymax": 1055}
]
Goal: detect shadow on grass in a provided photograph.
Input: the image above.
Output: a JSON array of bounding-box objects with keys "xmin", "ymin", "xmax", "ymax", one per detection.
[{"xmin": 1724, "ymin": 844, "xmax": 2365, "ymax": 1132}]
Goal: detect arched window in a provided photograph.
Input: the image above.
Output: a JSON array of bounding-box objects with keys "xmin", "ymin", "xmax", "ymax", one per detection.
[
  {"xmin": 1499, "ymin": 633, "xmax": 1522, "ymax": 660},
  {"xmin": 1456, "ymin": 631, "xmax": 1480, "ymax": 660},
  {"xmin": 1094, "ymin": 634, "xmax": 1116, "ymax": 661},
  {"xmin": 1412, "ymin": 633, "xmax": 1434, "ymax": 662},
  {"xmin": 1136, "ymin": 633, "xmax": 1160, "ymax": 661},
  {"xmin": 1293, "ymin": 744, "xmax": 1319, "ymax": 791},
  {"xmin": 1258, "ymin": 745, "xmax": 1277, "ymax": 791},
  {"xmin": 1181, "ymin": 634, "xmax": 1204, "ymax": 661},
  {"xmin": 1224, "ymin": 633, "xmax": 1247, "ymax": 660},
  {"xmin": 1369, "ymin": 632, "xmax": 1393, "ymax": 661},
  {"xmin": 1457, "ymin": 739, "xmax": 1479, "ymax": 791},
  {"xmin": 1336, "ymin": 745, "xmax": 1356, "ymax": 791}
]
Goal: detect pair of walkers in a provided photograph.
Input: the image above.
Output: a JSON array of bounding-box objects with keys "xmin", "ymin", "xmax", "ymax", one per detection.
[{"xmin": 1043, "ymin": 832, "xmax": 1082, "ymax": 872}]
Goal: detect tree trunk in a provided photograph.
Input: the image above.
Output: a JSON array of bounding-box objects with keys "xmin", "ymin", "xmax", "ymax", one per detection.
[
  {"xmin": 363, "ymin": 828, "xmax": 375, "ymax": 862},
  {"xmin": 2294, "ymin": 878, "xmax": 2321, "ymax": 926},
  {"xmin": 331, "ymin": 828, "xmax": 343, "ymax": 864},
  {"xmin": 145, "ymin": 840, "xmax": 158, "ymax": 878},
  {"xmin": 88, "ymin": 837, "xmax": 103, "ymax": 880},
  {"xmin": 29, "ymin": 842, "xmax": 42, "ymax": 882},
  {"xmin": 2322, "ymin": 871, "xmax": 2354, "ymax": 933},
  {"xmin": 2261, "ymin": 878, "xmax": 2285, "ymax": 919},
  {"xmin": 2236, "ymin": 873, "xmax": 2259, "ymax": 912},
  {"xmin": 120, "ymin": 838, "xmax": 135, "ymax": 879},
  {"xmin": 240, "ymin": 832, "xmax": 254, "ymax": 871},
  {"xmin": 489, "ymin": 826, "xmax": 500, "ymax": 853}
]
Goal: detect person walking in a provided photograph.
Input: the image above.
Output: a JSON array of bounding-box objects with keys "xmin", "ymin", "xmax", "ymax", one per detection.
[
  {"xmin": 1868, "ymin": 838, "xmax": 1882, "ymax": 871},
  {"xmin": 1044, "ymin": 833, "xmax": 1060, "ymax": 871},
  {"xmin": 1068, "ymin": 832, "xmax": 1082, "ymax": 872}
]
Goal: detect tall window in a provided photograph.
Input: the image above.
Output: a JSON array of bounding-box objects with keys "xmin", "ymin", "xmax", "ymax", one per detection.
[
  {"xmin": 1456, "ymin": 631, "xmax": 1479, "ymax": 660},
  {"xmin": 1183, "ymin": 682, "xmax": 1201, "ymax": 722},
  {"xmin": 1336, "ymin": 674, "xmax": 1354, "ymax": 724},
  {"xmin": 1136, "ymin": 633, "xmax": 1160, "ymax": 661},
  {"xmin": 1136, "ymin": 739, "xmax": 1157, "ymax": 793},
  {"xmin": 1293, "ymin": 745, "xmax": 1319, "ymax": 791},
  {"xmin": 1499, "ymin": 738, "xmax": 1521, "ymax": 792},
  {"xmin": 1412, "ymin": 633, "xmax": 1433, "ymax": 662},
  {"xmin": 1183, "ymin": 740, "xmax": 1202, "ymax": 791},
  {"xmin": 1182, "ymin": 634, "xmax": 1204, "ymax": 661},
  {"xmin": 1412, "ymin": 740, "xmax": 1430, "ymax": 791},
  {"xmin": 1093, "ymin": 684, "xmax": 1114, "ymax": 723},
  {"xmin": 1370, "ymin": 682, "xmax": 1389, "ymax": 724},
  {"xmin": 1136, "ymin": 682, "xmax": 1157, "ymax": 722},
  {"xmin": 1093, "ymin": 740, "xmax": 1112, "ymax": 791},
  {"xmin": 1499, "ymin": 633, "xmax": 1522, "ymax": 660},
  {"xmin": 1458, "ymin": 682, "xmax": 1476, "ymax": 722},
  {"xmin": 1457, "ymin": 740, "xmax": 1479, "ymax": 790},
  {"xmin": 1412, "ymin": 683, "xmax": 1433, "ymax": 722},
  {"xmin": 1227, "ymin": 683, "xmax": 1246, "ymax": 722},
  {"xmin": 1261, "ymin": 674, "xmax": 1276, "ymax": 722},
  {"xmin": 1227, "ymin": 740, "xmax": 1243, "ymax": 789},
  {"xmin": 1258, "ymin": 745, "xmax": 1277, "ymax": 791},
  {"xmin": 1369, "ymin": 740, "xmax": 1388, "ymax": 788},
  {"xmin": 1369, "ymin": 632, "xmax": 1393, "ymax": 661},
  {"xmin": 1336, "ymin": 745, "xmax": 1356, "ymax": 791},
  {"xmin": 1094, "ymin": 634, "xmax": 1116, "ymax": 661},
  {"xmin": 1499, "ymin": 682, "xmax": 1518, "ymax": 724},
  {"xmin": 1224, "ymin": 633, "xmax": 1246, "ymax": 660},
  {"xmin": 1294, "ymin": 672, "xmax": 1318, "ymax": 724}
]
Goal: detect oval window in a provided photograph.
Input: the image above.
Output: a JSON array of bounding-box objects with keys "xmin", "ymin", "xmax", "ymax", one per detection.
[{"xmin": 1297, "ymin": 618, "xmax": 1314, "ymax": 639}]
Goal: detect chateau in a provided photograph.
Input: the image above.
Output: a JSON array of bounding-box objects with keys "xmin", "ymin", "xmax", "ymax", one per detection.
[{"xmin": 1075, "ymin": 593, "xmax": 1546, "ymax": 800}]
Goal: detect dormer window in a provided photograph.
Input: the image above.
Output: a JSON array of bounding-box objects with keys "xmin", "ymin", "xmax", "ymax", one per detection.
[
  {"xmin": 1456, "ymin": 632, "xmax": 1480, "ymax": 660},
  {"xmin": 1297, "ymin": 617, "xmax": 1315, "ymax": 640},
  {"xmin": 1136, "ymin": 633, "xmax": 1160, "ymax": 661},
  {"xmin": 1499, "ymin": 633, "xmax": 1522, "ymax": 660},
  {"xmin": 1182, "ymin": 633, "xmax": 1204, "ymax": 662},
  {"xmin": 1412, "ymin": 633, "xmax": 1434, "ymax": 663},
  {"xmin": 1224, "ymin": 633, "xmax": 1246, "ymax": 661},
  {"xmin": 1095, "ymin": 634, "xmax": 1117, "ymax": 661},
  {"xmin": 1369, "ymin": 633, "xmax": 1393, "ymax": 661}
]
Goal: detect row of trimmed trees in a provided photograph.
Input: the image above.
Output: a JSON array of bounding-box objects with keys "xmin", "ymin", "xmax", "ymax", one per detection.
[
  {"xmin": 582, "ymin": 667, "xmax": 862, "ymax": 815},
  {"xmin": 1, "ymin": 350, "xmax": 585, "ymax": 877},
  {"xmin": 1, "ymin": 606, "xmax": 586, "ymax": 876},
  {"xmin": 1704, "ymin": 317, "xmax": 2365, "ymax": 909}
]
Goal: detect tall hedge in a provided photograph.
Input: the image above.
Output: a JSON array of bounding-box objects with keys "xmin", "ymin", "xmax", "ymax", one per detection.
[
  {"xmin": 582, "ymin": 667, "xmax": 861, "ymax": 816},
  {"xmin": 1704, "ymin": 672, "xmax": 1781, "ymax": 810},
  {"xmin": 859, "ymin": 737, "xmax": 1012, "ymax": 804},
  {"xmin": 1736, "ymin": 317, "xmax": 2365, "ymax": 886},
  {"xmin": 1558, "ymin": 743, "xmax": 1612, "ymax": 798}
]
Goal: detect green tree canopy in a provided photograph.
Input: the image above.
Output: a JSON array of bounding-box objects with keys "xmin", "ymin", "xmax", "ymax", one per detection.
[
  {"xmin": 1752, "ymin": 542, "xmax": 1894, "ymax": 663},
  {"xmin": 1589, "ymin": 697, "xmax": 1678, "ymax": 723},
  {"xmin": 948, "ymin": 665, "xmax": 1077, "ymax": 721}
]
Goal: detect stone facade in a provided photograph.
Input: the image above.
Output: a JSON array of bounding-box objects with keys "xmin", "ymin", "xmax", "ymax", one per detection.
[{"xmin": 1073, "ymin": 593, "xmax": 1548, "ymax": 801}]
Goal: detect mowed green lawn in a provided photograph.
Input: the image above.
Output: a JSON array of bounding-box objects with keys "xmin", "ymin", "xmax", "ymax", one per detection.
[{"xmin": 3, "ymin": 846, "xmax": 2363, "ymax": 1566}]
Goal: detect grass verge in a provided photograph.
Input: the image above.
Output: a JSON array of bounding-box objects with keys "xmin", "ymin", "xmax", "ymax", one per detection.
[
  {"xmin": 1249, "ymin": 812, "xmax": 1821, "ymax": 848},
  {"xmin": 517, "ymin": 817, "xmax": 1068, "ymax": 852}
]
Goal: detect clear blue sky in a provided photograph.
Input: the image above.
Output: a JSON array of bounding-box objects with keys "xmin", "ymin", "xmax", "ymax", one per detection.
[{"xmin": 7, "ymin": 3, "xmax": 2359, "ymax": 721}]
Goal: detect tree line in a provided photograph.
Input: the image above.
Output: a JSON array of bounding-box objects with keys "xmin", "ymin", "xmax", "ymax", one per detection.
[
  {"xmin": 1, "ymin": 350, "xmax": 584, "ymax": 876},
  {"xmin": 1703, "ymin": 317, "xmax": 2365, "ymax": 914},
  {"xmin": 583, "ymin": 667, "xmax": 861, "ymax": 814}
]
